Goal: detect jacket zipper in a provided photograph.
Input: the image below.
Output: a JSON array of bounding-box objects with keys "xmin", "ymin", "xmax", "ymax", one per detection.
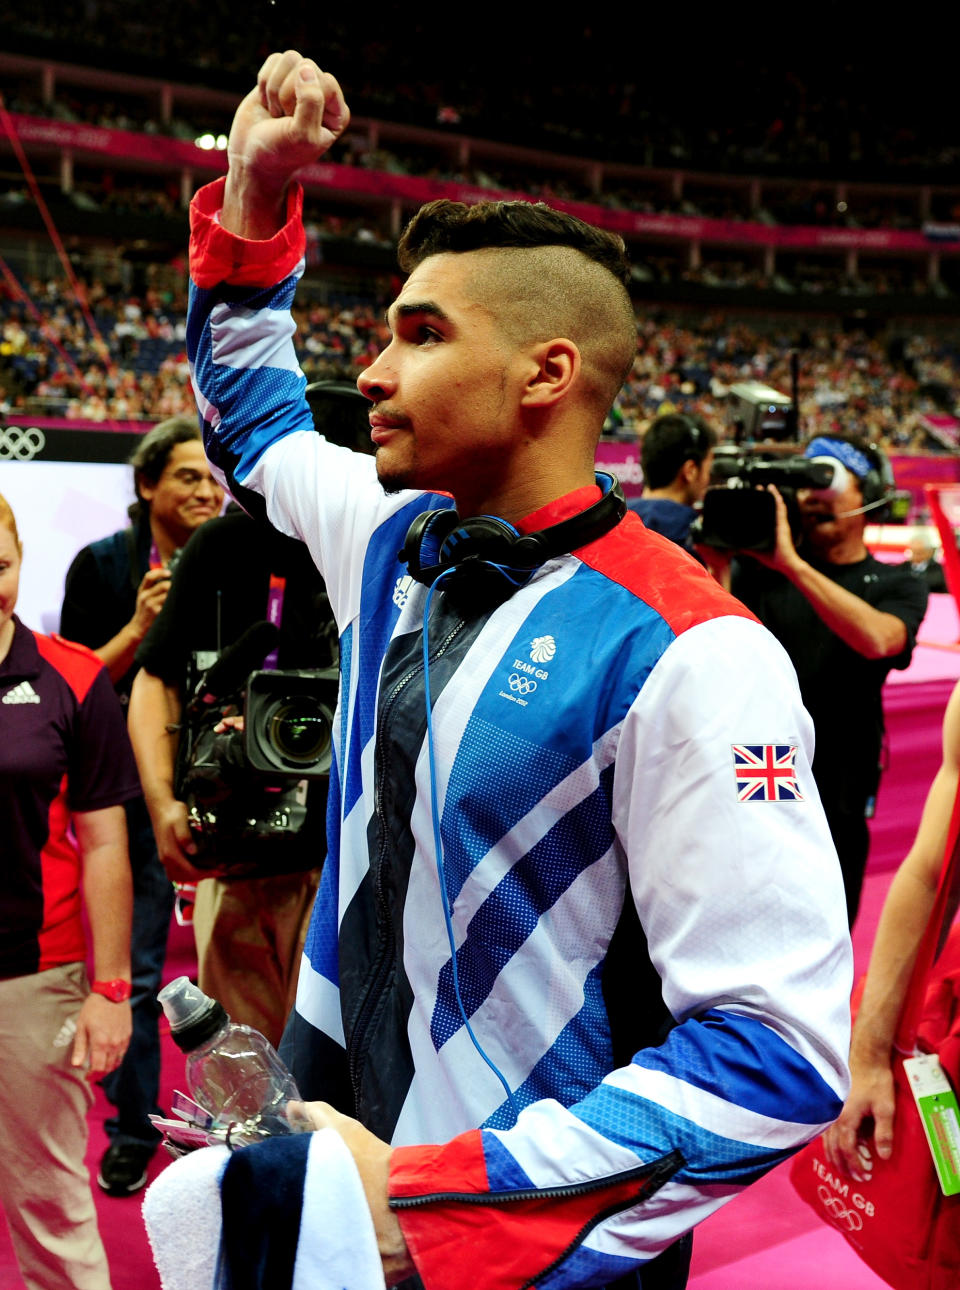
[
  {"xmin": 391, "ymin": 1152, "xmax": 683, "ymax": 1290},
  {"xmin": 389, "ymin": 1151, "xmax": 682, "ymax": 1210},
  {"xmin": 347, "ymin": 615, "xmax": 467, "ymax": 1107}
]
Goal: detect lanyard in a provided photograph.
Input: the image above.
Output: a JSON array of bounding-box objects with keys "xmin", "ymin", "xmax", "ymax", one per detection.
[{"xmin": 263, "ymin": 573, "xmax": 286, "ymax": 670}]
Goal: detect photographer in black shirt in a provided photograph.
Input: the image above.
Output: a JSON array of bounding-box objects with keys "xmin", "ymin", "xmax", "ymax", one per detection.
[
  {"xmin": 128, "ymin": 381, "xmax": 369, "ymax": 1044},
  {"xmin": 730, "ymin": 435, "xmax": 927, "ymax": 926},
  {"xmin": 129, "ymin": 506, "xmax": 332, "ymax": 1044}
]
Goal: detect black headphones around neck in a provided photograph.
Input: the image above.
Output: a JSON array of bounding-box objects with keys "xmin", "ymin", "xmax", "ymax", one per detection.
[{"xmin": 398, "ymin": 472, "xmax": 627, "ymax": 609}]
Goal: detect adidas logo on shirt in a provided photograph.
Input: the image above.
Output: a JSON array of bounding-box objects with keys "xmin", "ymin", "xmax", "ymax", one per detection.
[{"xmin": 2, "ymin": 681, "xmax": 40, "ymax": 705}]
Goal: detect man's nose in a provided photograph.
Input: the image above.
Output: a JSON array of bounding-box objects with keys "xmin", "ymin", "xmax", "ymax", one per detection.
[
  {"xmin": 195, "ymin": 473, "xmax": 221, "ymax": 500},
  {"xmin": 357, "ymin": 349, "xmax": 397, "ymax": 402}
]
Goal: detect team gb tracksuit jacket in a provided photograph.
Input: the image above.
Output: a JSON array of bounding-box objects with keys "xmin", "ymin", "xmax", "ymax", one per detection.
[{"xmin": 187, "ymin": 178, "xmax": 852, "ymax": 1290}]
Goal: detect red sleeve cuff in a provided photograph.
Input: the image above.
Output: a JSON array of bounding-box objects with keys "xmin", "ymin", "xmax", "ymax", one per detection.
[
  {"xmin": 389, "ymin": 1134, "xmax": 662, "ymax": 1290},
  {"xmin": 188, "ymin": 177, "xmax": 306, "ymax": 288}
]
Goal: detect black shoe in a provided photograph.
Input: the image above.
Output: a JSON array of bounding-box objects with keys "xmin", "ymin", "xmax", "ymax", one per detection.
[{"xmin": 97, "ymin": 1141, "xmax": 154, "ymax": 1196}]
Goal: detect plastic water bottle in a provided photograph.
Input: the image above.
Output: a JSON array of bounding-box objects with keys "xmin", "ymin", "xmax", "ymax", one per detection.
[{"xmin": 158, "ymin": 976, "xmax": 304, "ymax": 1140}]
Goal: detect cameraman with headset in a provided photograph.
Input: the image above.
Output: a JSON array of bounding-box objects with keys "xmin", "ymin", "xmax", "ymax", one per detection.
[{"xmin": 729, "ymin": 435, "xmax": 928, "ymax": 927}]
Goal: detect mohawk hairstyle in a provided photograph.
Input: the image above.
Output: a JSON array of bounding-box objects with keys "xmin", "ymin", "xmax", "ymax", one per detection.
[{"xmin": 398, "ymin": 200, "xmax": 631, "ymax": 285}]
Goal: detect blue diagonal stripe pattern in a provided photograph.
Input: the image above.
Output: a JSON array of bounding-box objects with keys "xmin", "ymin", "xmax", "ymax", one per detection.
[
  {"xmin": 632, "ymin": 1009, "xmax": 842, "ymax": 1124},
  {"xmin": 481, "ymin": 962, "xmax": 613, "ymax": 1130},
  {"xmin": 431, "ymin": 764, "xmax": 616, "ymax": 1048},
  {"xmin": 341, "ymin": 500, "xmax": 443, "ymax": 818},
  {"xmin": 573, "ymin": 1080, "xmax": 793, "ymax": 1186}
]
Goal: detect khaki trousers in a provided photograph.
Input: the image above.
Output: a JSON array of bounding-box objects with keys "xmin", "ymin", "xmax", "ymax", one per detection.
[
  {"xmin": 193, "ymin": 870, "xmax": 320, "ymax": 1050},
  {"xmin": 0, "ymin": 963, "xmax": 111, "ymax": 1290}
]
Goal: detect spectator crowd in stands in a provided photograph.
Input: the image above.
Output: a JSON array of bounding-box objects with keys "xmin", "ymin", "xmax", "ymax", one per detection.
[
  {"xmin": 3, "ymin": 270, "xmax": 960, "ymax": 458},
  {"xmin": 6, "ymin": 7, "xmax": 960, "ymax": 182},
  {"xmin": 612, "ymin": 313, "xmax": 960, "ymax": 451}
]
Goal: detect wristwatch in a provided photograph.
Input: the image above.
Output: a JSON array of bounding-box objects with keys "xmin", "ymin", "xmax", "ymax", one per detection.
[{"xmin": 90, "ymin": 978, "xmax": 132, "ymax": 1003}]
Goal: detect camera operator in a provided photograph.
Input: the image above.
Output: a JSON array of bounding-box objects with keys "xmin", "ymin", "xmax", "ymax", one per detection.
[
  {"xmin": 627, "ymin": 412, "xmax": 716, "ymax": 552},
  {"xmin": 728, "ymin": 435, "xmax": 928, "ymax": 926},
  {"xmin": 128, "ymin": 383, "xmax": 368, "ymax": 1047},
  {"xmin": 128, "ymin": 507, "xmax": 329, "ymax": 1046}
]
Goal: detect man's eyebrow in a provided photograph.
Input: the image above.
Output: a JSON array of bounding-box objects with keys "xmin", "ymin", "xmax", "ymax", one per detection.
[{"xmin": 386, "ymin": 300, "xmax": 452, "ymax": 327}]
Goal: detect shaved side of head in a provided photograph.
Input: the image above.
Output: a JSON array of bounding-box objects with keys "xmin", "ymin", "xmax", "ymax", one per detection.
[{"xmin": 462, "ymin": 245, "xmax": 637, "ymax": 417}]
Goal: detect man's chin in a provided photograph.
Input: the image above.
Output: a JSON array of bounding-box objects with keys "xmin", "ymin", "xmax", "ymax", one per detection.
[
  {"xmin": 801, "ymin": 516, "xmax": 842, "ymax": 554},
  {"xmin": 375, "ymin": 452, "xmax": 413, "ymax": 497}
]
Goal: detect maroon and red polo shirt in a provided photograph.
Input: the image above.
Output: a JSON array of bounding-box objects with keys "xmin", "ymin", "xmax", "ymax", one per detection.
[{"xmin": 0, "ymin": 617, "xmax": 140, "ymax": 978}]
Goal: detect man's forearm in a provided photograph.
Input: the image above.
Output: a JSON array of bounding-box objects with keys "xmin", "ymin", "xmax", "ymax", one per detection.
[
  {"xmin": 222, "ymin": 163, "xmax": 289, "ymax": 240},
  {"xmin": 850, "ymin": 861, "xmax": 936, "ymax": 1061},
  {"xmin": 781, "ymin": 556, "xmax": 907, "ymax": 659},
  {"xmin": 94, "ymin": 624, "xmax": 143, "ymax": 685},
  {"xmin": 128, "ymin": 669, "xmax": 182, "ymax": 812},
  {"xmin": 851, "ymin": 761, "xmax": 954, "ymax": 1061}
]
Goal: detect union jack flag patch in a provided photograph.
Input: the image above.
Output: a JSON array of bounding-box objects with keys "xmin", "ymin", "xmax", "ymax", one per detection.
[{"xmin": 733, "ymin": 744, "xmax": 804, "ymax": 802}]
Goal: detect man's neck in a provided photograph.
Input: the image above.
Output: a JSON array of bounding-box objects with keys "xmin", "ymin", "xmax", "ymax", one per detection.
[
  {"xmin": 643, "ymin": 484, "xmax": 692, "ymax": 507},
  {"xmin": 148, "ymin": 516, "xmax": 183, "ymax": 565},
  {"xmin": 807, "ymin": 531, "xmax": 869, "ymax": 566},
  {"xmin": 457, "ymin": 463, "xmax": 597, "ymax": 527}
]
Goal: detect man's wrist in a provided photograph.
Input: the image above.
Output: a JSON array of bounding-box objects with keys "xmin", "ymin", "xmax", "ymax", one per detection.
[
  {"xmin": 143, "ymin": 782, "xmax": 177, "ymax": 810},
  {"xmin": 779, "ymin": 551, "xmax": 809, "ymax": 582},
  {"xmin": 850, "ymin": 1021, "xmax": 896, "ymax": 1067},
  {"xmin": 222, "ymin": 166, "xmax": 289, "ymax": 240},
  {"xmin": 90, "ymin": 978, "xmax": 133, "ymax": 1003}
]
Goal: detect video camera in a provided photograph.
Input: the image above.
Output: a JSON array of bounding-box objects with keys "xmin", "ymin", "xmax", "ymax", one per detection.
[
  {"xmin": 174, "ymin": 621, "xmax": 338, "ymax": 879},
  {"xmin": 690, "ymin": 446, "xmax": 847, "ymax": 552},
  {"xmin": 692, "ymin": 435, "xmax": 905, "ymax": 552}
]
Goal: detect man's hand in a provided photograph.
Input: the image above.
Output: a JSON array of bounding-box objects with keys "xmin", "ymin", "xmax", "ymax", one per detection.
[
  {"xmin": 223, "ymin": 50, "xmax": 350, "ymax": 239},
  {"xmin": 131, "ymin": 566, "xmax": 172, "ymax": 641},
  {"xmin": 290, "ymin": 1101, "xmax": 414, "ymax": 1286},
  {"xmin": 71, "ymin": 993, "xmax": 132, "ymax": 1080},
  {"xmin": 743, "ymin": 485, "xmax": 803, "ymax": 575},
  {"xmin": 151, "ymin": 795, "xmax": 203, "ymax": 883},
  {"xmin": 823, "ymin": 1054, "xmax": 896, "ymax": 1180}
]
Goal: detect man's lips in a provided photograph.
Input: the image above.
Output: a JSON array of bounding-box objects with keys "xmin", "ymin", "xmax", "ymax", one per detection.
[{"xmin": 369, "ymin": 414, "xmax": 409, "ymax": 443}]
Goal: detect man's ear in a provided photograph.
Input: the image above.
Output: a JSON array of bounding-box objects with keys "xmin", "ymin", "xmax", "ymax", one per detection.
[{"xmin": 519, "ymin": 338, "xmax": 581, "ymax": 409}]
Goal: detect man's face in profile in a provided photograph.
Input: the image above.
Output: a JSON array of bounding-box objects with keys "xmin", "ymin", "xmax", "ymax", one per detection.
[{"xmin": 356, "ymin": 252, "xmax": 531, "ymax": 509}]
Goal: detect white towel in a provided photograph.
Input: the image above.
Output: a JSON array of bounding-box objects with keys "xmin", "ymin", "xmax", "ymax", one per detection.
[
  {"xmin": 142, "ymin": 1145, "xmax": 230, "ymax": 1290},
  {"xmin": 142, "ymin": 1131, "xmax": 385, "ymax": 1290}
]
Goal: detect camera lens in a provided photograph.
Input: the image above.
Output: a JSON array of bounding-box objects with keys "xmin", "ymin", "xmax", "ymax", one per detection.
[{"xmin": 267, "ymin": 699, "xmax": 332, "ymax": 766}]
